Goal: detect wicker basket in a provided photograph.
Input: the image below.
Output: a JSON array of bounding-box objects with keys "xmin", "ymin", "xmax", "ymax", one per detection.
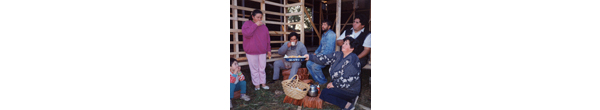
[{"xmin": 281, "ymin": 75, "xmax": 310, "ymax": 100}]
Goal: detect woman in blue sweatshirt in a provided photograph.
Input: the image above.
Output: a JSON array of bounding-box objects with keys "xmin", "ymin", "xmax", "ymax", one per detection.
[{"xmin": 303, "ymin": 37, "xmax": 361, "ymax": 110}]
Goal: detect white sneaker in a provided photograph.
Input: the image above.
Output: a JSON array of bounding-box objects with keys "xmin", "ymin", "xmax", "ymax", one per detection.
[
  {"xmin": 262, "ymin": 86, "xmax": 270, "ymax": 90},
  {"xmin": 240, "ymin": 95, "xmax": 251, "ymax": 101},
  {"xmin": 255, "ymin": 88, "xmax": 260, "ymax": 90}
]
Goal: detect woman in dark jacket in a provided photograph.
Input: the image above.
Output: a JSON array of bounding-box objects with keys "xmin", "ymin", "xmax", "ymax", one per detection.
[{"xmin": 303, "ymin": 37, "xmax": 361, "ymax": 110}]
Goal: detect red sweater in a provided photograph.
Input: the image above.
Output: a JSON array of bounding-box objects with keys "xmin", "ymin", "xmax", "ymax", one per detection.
[{"xmin": 241, "ymin": 20, "xmax": 271, "ymax": 54}]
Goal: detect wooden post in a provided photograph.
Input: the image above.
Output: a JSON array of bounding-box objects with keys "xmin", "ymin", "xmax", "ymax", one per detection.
[
  {"xmin": 300, "ymin": 0, "xmax": 305, "ymax": 43},
  {"xmin": 319, "ymin": 0, "xmax": 322, "ymax": 31},
  {"xmin": 261, "ymin": 0, "xmax": 266, "ymax": 21},
  {"xmin": 283, "ymin": 0, "xmax": 287, "ymax": 41},
  {"xmin": 335, "ymin": 0, "xmax": 341, "ymax": 51},
  {"xmin": 233, "ymin": 0, "xmax": 240, "ymax": 58}
]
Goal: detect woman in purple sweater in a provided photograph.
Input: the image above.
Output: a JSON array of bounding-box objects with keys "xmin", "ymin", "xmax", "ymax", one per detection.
[{"xmin": 242, "ymin": 9, "xmax": 271, "ymax": 90}]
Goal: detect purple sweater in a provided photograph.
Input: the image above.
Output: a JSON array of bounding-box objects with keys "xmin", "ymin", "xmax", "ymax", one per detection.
[{"xmin": 242, "ymin": 20, "xmax": 271, "ymax": 55}]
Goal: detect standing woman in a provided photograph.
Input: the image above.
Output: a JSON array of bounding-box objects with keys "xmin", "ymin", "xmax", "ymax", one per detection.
[{"xmin": 242, "ymin": 9, "xmax": 271, "ymax": 90}]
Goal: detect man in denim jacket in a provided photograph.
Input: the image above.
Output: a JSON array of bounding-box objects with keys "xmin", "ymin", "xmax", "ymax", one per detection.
[{"xmin": 306, "ymin": 19, "xmax": 337, "ymax": 85}]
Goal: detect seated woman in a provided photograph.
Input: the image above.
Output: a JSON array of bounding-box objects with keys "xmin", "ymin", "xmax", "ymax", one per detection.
[
  {"xmin": 271, "ymin": 32, "xmax": 308, "ymax": 82},
  {"xmin": 303, "ymin": 37, "xmax": 361, "ymax": 110}
]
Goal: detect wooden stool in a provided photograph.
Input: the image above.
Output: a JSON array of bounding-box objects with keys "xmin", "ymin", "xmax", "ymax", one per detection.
[
  {"xmin": 282, "ymin": 68, "xmax": 309, "ymax": 80},
  {"xmin": 302, "ymin": 89, "xmax": 323, "ymax": 109},
  {"xmin": 283, "ymin": 79, "xmax": 313, "ymax": 106},
  {"xmin": 232, "ymin": 90, "xmax": 241, "ymax": 99}
]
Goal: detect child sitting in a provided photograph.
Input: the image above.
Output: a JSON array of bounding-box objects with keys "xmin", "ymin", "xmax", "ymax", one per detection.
[{"xmin": 231, "ymin": 58, "xmax": 250, "ymax": 108}]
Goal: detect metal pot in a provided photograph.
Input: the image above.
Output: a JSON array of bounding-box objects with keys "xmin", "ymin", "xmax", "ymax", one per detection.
[{"xmin": 307, "ymin": 84, "xmax": 319, "ymax": 97}]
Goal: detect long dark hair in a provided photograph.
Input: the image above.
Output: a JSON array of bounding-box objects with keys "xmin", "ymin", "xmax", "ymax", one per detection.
[{"xmin": 249, "ymin": 9, "xmax": 263, "ymax": 21}]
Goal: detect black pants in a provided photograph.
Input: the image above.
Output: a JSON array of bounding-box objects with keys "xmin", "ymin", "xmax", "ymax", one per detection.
[{"xmin": 319, "ymin": 88, "xmax": 358, "ymax": 109}]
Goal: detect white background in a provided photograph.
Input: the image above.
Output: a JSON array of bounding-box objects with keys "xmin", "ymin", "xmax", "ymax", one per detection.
[{"xmin": 1, "ymin": 0, "xmax": 599, "ymax": 110}]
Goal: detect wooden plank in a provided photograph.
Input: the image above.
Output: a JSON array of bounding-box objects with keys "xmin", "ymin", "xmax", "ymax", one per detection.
[
  {"xmin": 286, "ymin": 0, "xmax": 312, "ymax": 7},
  {"xmin": 233, "ymin": 0, "xmax": 240, "ymax": 59},
  {"xmin": 335, "ymin": 0, "xmax": 341, "ymax": 51},
  {"xmin": 230, "ymin": 13, "xmax": 281, "ymax": 21},
  {"xmin": 285, "ymin": 12, "xmax": 303, "ymax": 16},
  {"xmin": 230, "ymin": 49, "xmax": 280, "ymax": 55},
  {"xmin": 300, "ymin": 0, "xmax": 305, "ymax": 44},
  {"xmin": 230, "ymin": 40, "xmax": 287, "ymax": 45},
  {"xmin": 250, "ymin": 0, "xmax": 285, "ymax": 7},
  {"xmin": 284, "ymin": 2, "xmax": 303, "ymax": 7},
  {"xmin": 231, "ymin": 5, "xmax": 286, "ymax": 16},
  {"xmin": 231, "ymin": 17, "xmax": 296, "ymax": 25},
  {"xmin": 304, "ymin": 7, "xmax": 321, "ymax": 40},
  {"xmin": 231, "ymin": 29, "xmax": 291, "ymax": 35},
  {"xmin": 341, "ymin": 10, "xmax": 355, "ymax": 31},
  {"xmin": 283, "ymin": 0, "xmax": 287, "ymax": 42},
  {"xmin": 238, "ymin": 57, "xmax": 284, "ymax": 66}
]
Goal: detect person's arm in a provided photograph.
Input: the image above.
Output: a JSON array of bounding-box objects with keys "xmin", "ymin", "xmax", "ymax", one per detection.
[
  {"xmin": 306, "ymin": 51, "xmax": 339, "ymax": 66},
  {"xmin": 278, "ymin": 42, "xmax": 289, "ymax": 55},
  {"xmin": 357, "ymin": 47, "xmax": 370, "ymax": 59},
  {"xmin": 331, "ymin": 57, "xmax": 361, "ymax": 88},
  {"xmin": 336, "ymin": 31, "xmax": 346, "ymax": 46},
  {"xmin": 322, "ymin": 32, "xmax": 337, "ymax": 55},
  {"xmin": 241, "ymin": 21, "xmax": 258, "ymax": 38},
  {"xmin": 314, "ymin": 44, "xmax": 321, "ymax": 55},
  {"xmin": 230, "ymin": 74, "xmax": 237, "ymax": 84},
  {"xmin": 266, "ymin": 32, "xmax": 272, "ymax": 57},
  {"xmin": 237, "ymin": 71, "xmax": 245, "ymax": 81},
  {"xmin": 357, "ymin": 34, "xmax": 371, "ymax": 59},
  {"xmin": 300, "ymin": 43, "xmax": 308, "ymax": 56}
]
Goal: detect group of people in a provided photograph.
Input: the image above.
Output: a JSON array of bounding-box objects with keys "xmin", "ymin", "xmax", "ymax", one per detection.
[{"xmin": 231, "ymin": 9, "xmax": 371, "ymax": 110}]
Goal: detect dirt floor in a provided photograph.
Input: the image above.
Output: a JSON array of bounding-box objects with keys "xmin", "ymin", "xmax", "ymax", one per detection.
[{"xmin": 231, "ymin": 63, "xmax": 371, "ymax": 110}]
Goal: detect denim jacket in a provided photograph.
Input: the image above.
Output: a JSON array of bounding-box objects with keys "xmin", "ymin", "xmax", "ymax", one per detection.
[{"xmin": 314, "ymin": 30, "xmax": 336, "ymax": 56}]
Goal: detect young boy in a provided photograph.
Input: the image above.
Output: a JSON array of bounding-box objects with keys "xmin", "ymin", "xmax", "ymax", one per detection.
[{"xmin": 231, "ymin": 58, "xmax": 250, "ymax": 108}]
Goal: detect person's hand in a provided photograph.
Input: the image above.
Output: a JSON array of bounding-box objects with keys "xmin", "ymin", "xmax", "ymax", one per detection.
[
  {"xmin": 327, "ymin": 82, "xmax": 334, "ymax": 89},
  {"xmin": 304, "ymin": 54, "xmax": 309, "ymax": 61},
  {"xmin": 267, "ymin": 52, "xmax": 272, "ymax": 58},
  {"xmin": 287, "ymin": 42, "xmax": 291, "ymax": 47},
  {"xmin": 255, "ymin": 20, "xmax": 263, "ymax": 26}
]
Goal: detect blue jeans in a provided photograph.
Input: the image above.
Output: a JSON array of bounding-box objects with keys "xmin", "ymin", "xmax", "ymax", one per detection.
[
  {"xmin": 306, "ymin": 61, "xmax": 327, "ymax": 84},
  {"xmin": 230, "ymin": 81, "xmax": 246, "ymax": 98},
  {"xmin": 319, "ymin": 88, "xmax": 358, "ymax": 109}
]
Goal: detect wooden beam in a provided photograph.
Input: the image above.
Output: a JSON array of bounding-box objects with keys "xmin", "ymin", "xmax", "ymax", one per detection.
[
  {"xmin": 231, "ymin": 5, "xmax": 286, "ymax": 16},
  {"xmin": 284, "ymin": 2, "xmax": 303, "ymax": 7},
  {"xmin": 341, "ymin": 10, "xmax": 355, "ymax": 31},
  {"xmin": 230, "ymin": 13, "xmax": 281, "ymax": 21},
  {"xmin": 286, "ymin": 0, "xmax": 313, "ymax": 7},
  {"xmin": 261, "ymin": 0, "xmax": 266, "ymax": 22},
  {"xmin": 304, "ymin": 7, "xmax": 321, "ymax": 40},
  {"xmin": 300, "ymin": 0, "xmax": 304, "ymax": 43},
  {"xmin": 335, "ymin": 0, "xmax": 341, "ymax": 51},
  {"xmin": 230, "ymin": 49, "xmax": 281, "ymax": 55},
  {"xmin": 231, "ymin": 29, "xmax": 291, "ymax": 35},
  {"xmin": 233, "ymin": 0, "xmax": 240, "ymax": 58},
  {"xmin": 231, "ymin": 17, "xmax": 299, "ymax": 25},
  {"xmin": 283, "ymin": 0, "xmax": 287, "ymax": 41},
  {"xmin": 251, "ymin": 0, "xmax": 285, "ymax": 7}
]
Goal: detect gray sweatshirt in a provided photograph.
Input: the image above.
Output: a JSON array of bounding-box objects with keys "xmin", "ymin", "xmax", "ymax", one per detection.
[
  {"xmin": 308, "ymin": 51, "xmax": 361, "ymax": 95},
  {"xmin": 278, "ymin": 41, "xmax": 308, "ymax": 57}
]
